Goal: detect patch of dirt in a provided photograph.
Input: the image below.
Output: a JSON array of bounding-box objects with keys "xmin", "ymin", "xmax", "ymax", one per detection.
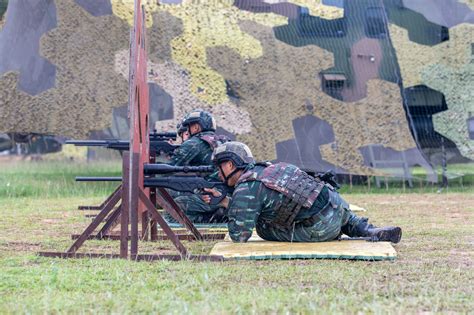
[{"xmin": 0, "ymin": 241, "xmax": 42, "ymax": 252}]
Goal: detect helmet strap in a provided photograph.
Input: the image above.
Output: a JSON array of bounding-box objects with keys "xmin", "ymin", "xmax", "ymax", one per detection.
[{"xmin": 219, "ymin": 163, "xmax": 241, "ymax": 185}]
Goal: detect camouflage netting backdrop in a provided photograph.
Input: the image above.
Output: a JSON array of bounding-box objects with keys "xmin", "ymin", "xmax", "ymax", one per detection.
[{"xmin": 0, "ymin": 0, "xmax": 473, "ymax": 180}]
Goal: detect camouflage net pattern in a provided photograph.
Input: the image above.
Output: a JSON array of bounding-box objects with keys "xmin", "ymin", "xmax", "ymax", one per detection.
[
  {"xmin": 0, "ymin": 0, "xmax": 6, "ymax": 30},
  {"xmin": 280, "ymin": 0, "xmax": 343, "ymax": 19},
  {"xmin": 0, "ymin": 0, "xmax": 473, "ymax": 178},
  {"xmin": 0, "ymin": 0, "xmax": 129, "ymax": 138},
  {"xmin": 390, "ymin": 22, "xmax": 474, "ymax": 160},
  {"xmin": 460, "ymin": 0, "xmax": 474, "ymax": 10},
  {"xmin": 389, "ymin": 23, "xmax": 473, "ymax": 88},
  {"xmin": 423, "ymin": 62, "xmax": 474, "ymax": 160}
]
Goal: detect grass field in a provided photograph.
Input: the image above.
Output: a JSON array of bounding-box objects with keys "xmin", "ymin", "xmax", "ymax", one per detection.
[{"xmin": 0, "ymin": 160, "xmax": 473, "ymax": 313}]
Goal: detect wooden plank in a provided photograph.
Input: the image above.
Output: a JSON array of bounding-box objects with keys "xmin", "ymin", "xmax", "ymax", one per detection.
[
  {"xmin": 130, "ymin": 152, "xmax": 140, "ymax": 257},
  {"xmin": 134, "ymin": 254, "xmax": 224, "ymax": 262},
  {"xmin": 71, "ymin": 233, "xmax": 226, "ymax": 241},
  {"xmin": 38, "ymin": 252, "xmax": 122, "ymax": 259},
  {"xmin": 120, "ymin": 152, "xmax": 130, "ymax": 258},
  {"xmin": 149, "ymin": 153, "xmax": 158, "ymax": 241},
  {"xmin": 38, "ymin": 252, "xmax": 223, "ymax": 262}
]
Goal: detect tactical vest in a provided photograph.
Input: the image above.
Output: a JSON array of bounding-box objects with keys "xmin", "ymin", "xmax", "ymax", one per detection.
[
  {"xmin": 197, "ymin": 133, "xmax": 230, "ymax": 149},
  {"xmin": 238, "ymin": 163, "xmax": 325, "ymax": 229}
]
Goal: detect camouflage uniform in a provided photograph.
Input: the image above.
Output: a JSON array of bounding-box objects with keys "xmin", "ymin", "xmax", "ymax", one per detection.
[
  {"xmin": 168, "ymin": 130, "xmax": 229, "ymax": 223},
  {"xmin": 227, "ymin": 163, "xmax": 368, "ymax": 242},
  {"xmin": 170, "ymin": 131, "xmax": 217, "ymax": 166}
]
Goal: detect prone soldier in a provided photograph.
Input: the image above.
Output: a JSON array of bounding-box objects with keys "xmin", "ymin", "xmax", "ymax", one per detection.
[
  {"xmin": 203, "ymin": 141, "xmax": 402, "ymax": 243},
  {"xmin": 169, "ymin": 109, "xmax": 228, "ymax": 166},
  {"xmin": 166, "ymin": 109, "xmax": 230, "ymax": 223}
]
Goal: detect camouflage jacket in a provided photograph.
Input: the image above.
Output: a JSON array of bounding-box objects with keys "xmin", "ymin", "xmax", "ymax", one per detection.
[
  {"xmin": 170, "ymin": 131, "xmax": 221, "ymax": 166},
  {"xmin": 227, "ymin": 165, "xmax": 330, "ymax": 242}
]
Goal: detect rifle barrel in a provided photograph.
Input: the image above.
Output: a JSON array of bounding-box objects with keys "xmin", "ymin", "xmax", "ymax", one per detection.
[
  {"xmin": 66, "ymin": 139, "xmax": 178, "ymax": 153},
  {"xmin": 66, "ymin": 140, "xmax": 112, "ymax": 146}
]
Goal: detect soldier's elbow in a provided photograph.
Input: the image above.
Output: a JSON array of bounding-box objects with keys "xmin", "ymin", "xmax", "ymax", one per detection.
[{"xmin": 230, "ymin": 232, "xmax": 251, "ymax": 243}]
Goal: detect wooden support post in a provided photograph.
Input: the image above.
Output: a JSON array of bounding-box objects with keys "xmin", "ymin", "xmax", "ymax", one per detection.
[
  {"xmin": 149, "ymin": 152, "xmax": 158, "ymax": 241},
  {"xmin": 120, "ymin": 152, "xmax": 130, "ymax": 258},
  {"xmin": 130, "ymin": 153, "xmax": 140, "ymax": 258}
]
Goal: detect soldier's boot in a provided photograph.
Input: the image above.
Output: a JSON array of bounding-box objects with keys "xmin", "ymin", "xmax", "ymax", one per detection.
[
  {"xmin": 365, "ymin": 225, "xmax": 402, "ymax": 243},
  {"xmin": 341, "ymin": 216, "xmax": 402, "ymax": 243}
]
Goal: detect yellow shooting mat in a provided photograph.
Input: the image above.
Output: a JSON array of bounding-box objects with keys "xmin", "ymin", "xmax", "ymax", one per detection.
[{"xmin": 211, "ymin": 233, "xmax": 397, "ymax": 261}]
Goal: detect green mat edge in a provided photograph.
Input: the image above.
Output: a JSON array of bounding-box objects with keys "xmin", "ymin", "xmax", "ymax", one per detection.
[{"xmin": 227, "ymin": 254, "xmax": 396, "ymax": 261}]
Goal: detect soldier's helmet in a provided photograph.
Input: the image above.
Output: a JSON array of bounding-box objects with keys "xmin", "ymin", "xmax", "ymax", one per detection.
[
  {"xmin": 212, "ymin": 141, "xmax": 255, "ymax": 168},
  {"xmin": 182, "ymin": 109, "xmax": 216, "ymax": 132},
  {"xmin": 176, "ymin": 118, "xmax": 188, "ymax": 136}
]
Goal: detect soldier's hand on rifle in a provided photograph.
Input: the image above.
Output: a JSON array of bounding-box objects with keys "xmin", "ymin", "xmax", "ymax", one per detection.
[
  {"xmin": 167, "ymin": 138, "xmax": 177, "ymax": 145},
  {"xmin": 202, "ymin": 188, "xmax": 230, "ymax": 208}
]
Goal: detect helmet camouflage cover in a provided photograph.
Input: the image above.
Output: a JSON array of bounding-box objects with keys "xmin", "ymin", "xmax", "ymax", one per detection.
[
  {"xmin": 212, "ymin": 141, "xmax": 255, "ymax": 167},
  {"xmin": 182, "ymin": 109, "xmax": 216, "ymax": 132}
]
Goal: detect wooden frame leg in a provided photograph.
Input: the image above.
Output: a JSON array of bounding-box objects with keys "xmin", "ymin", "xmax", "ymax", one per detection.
[
  {"xmin": 96, "ymin": 205, "xmax": 122, "ymax": 239},
  {"xmin": 156, "ymin": 188, "xmax": 204, "ymax": 241},
  {"xmin": 67, "ymin": 188, "xmax": 122, "ymax": 253},
  {"xmin": 139, "ymin": 189, "xmax": 188, "ymax": 257}
]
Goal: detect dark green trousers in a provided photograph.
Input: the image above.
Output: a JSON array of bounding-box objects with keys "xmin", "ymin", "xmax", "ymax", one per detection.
[{"xmin": 256, "ymin": 190, "xmax": 368, "ymax": 242}]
